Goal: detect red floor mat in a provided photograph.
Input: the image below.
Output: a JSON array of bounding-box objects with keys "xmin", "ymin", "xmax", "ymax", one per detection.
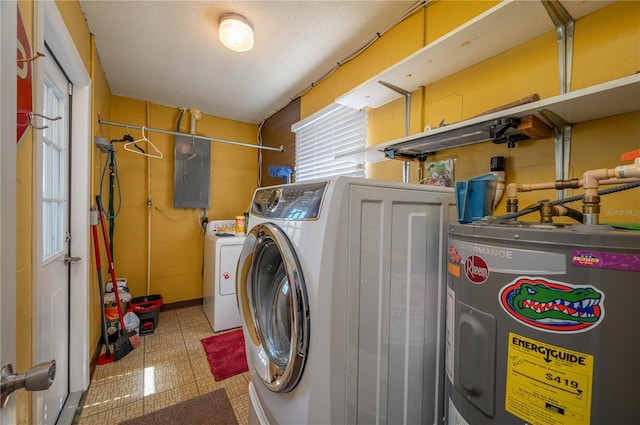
[{"xmin": 201, "ymin": 329, "xmax": 249, "ymax": 381}]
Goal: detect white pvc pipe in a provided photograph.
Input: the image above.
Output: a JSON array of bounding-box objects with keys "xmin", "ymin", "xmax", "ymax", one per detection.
[
  {"xmin": 492, "ymin": 170, "xmax": 506, "ymax": 208},
  {"xmin": 506, "ymin": 176, "xmax": 640, "ymax": 202},
  {"xmin": 583, "ymin": 160, "xmax": 640, "ymax": 197},
  {"xmin": 189, "ymin": 108, "xmax": 202, "ymax": 135},
  {"xmin": 146, "ymin": 102, "xmax": 152, "ymax": 296}
]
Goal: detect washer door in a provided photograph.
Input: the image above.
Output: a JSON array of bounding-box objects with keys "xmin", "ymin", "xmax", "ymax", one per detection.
[{"xmin": 237, "ymin": 223, "xmax": 309, "ymax": 393}]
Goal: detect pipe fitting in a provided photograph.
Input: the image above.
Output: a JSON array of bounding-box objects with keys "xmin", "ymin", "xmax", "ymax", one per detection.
[
  {"xmin": 539, "ymin": 202, "xmax": 578, "ymax": 223},
  {"xmin": 506, "ymin": 183, "xmax": 520, "ymax": 199},
  {"xmin": 582, "ymin": 194, "xmax": 601, "ymax": 225},
  {"xmin": 189, "ymin": 108, "xmax": 202, "ymax": 135},
  {"xmin": 539, "ymin": 201, "xmax": 554, "ymax": 223},
  {"xmin": 554, "ymin": 178, "xmax": 580, "ymax": 190},
  {"xmin": 506, "ymin": 197, "xmax": 519, "ymax": 213},
  {"xmin": 582, "ymin": 168, "xmax": 615, "ymax": 197}
]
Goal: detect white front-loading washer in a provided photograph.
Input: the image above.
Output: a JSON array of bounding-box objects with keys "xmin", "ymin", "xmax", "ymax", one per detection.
[
  {"xmin": 237, "ymin": 177, "xmax": 455, "ymax": 424},
  {"xmin": 203, "ymin": 221, "xmax": 245, "ymax": 332}
]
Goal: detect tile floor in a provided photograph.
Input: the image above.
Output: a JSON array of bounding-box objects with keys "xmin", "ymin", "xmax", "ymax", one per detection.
[{"xmin": 73, "ymin": 305, "xmax": 250, "ymax": 425}]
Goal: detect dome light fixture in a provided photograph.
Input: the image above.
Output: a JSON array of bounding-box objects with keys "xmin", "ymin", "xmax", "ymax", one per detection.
[{"xmin": 219, "ymin": 13, "xmax": 254, "ymax": 52}]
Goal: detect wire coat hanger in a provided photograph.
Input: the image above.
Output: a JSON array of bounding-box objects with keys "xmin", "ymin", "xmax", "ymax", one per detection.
[{"xmin": 124, "ymin": 126, "xmax": 163, "ymax": 159}]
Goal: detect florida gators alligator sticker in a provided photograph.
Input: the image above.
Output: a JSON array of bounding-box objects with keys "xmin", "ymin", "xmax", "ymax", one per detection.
[{"xmin": 499, "ymin": 277, "xmax": 605, "ymax": 333}]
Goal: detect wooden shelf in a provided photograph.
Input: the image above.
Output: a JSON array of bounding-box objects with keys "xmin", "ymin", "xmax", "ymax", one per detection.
[
  {"xmin": 337, "ymin": 74, "xmax": 640, "ymax": 163},
  {"xmin": 336, "ymin": 0, "xmax": 613, "ymax": 110}
]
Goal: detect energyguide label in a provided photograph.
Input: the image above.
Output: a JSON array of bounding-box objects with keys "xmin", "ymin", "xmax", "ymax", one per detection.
[{"xmin": 505, "ymin": 333, "xmax": 593, "ymax": 425}]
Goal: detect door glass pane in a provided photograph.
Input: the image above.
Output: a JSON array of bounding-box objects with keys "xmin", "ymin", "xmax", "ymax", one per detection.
[
  {"xmin": 42, "ymin": 202, "xmax": 50, "ymax": 258},
  {"xmin": 42, "ymin": 75, "xmax": 66, "ymax": 262}
]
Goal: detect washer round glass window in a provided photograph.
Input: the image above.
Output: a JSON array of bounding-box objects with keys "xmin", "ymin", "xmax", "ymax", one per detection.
[{"xmin": 241, "ymin": 223, "xmax": 309, "ymax": 392}]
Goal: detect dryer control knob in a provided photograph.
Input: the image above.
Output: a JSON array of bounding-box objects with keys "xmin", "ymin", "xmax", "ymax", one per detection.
[{"xmin": 267, "ymin": 189, "xmax": 282, "ymax": 211}]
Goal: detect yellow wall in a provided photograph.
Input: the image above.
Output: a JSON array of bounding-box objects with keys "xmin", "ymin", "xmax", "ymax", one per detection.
[
  {"xmin": 54, "ymin": 0, "xmax": 91, "ymax": 73},
  {"xmin": 105, "ymin": 98, "xmax": 258, "ymax": 303},
  {"xmin": 302, "ymin": 1, "xmax": 640, "ymax": 225},
  {"xmin": 15, "ymin": 1, "xmax": 35, "ymax": 422}
]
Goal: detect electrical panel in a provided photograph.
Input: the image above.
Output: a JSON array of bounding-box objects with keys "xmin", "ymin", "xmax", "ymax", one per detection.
[{"xmin": 173, "ymin": 135, "xmax": 210, "ymax": 208}]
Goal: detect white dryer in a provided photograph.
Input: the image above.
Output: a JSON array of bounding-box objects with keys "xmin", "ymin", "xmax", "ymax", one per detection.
[
  {"xmin": 236, "ymin": 177, "xmax": 455, "ymax": 425},
  {"xmin": 203, "ymin": 220, "xmax": 245, "ymax": 332}
]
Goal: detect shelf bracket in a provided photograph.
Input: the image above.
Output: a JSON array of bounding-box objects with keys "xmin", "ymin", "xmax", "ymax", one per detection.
[
  {"xmin": 542, "ymin": 0, "xmax": 575, "ymax": 94},
  {"xmin": 384, "ymin": 148, "xmax": 434, "ymax": 163},
  {"xmin": 489, "ymin": 118, "xmax": 530, "ymax": 148},
  {"xmin": 378, "ymin": 80, "xmax": 411, "ymax": 183},
  {"xmin": 539, "ymin": 109, "xmax": 572, "ymax": 199}
]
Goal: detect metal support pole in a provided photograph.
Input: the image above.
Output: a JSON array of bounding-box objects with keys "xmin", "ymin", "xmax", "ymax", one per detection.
[
  {"xmin": 539, "ymin": 109, "xmax": 572, "ymax": 199},
  {"xmin": 98, "ymin": 117, "xmax": 283, "ymax": 152}
]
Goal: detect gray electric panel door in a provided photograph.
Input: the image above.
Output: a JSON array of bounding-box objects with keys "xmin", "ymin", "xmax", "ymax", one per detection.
[{"xmin": 173, "ymin": 135, "xmax": 210, "ymax": 208}]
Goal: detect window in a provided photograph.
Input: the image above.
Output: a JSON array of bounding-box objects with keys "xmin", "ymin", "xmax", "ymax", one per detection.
[
  {"xmin": 293, "ymin": 103, "xmax": 366, "ymax": 181},
  {"xmin": 42, "ymin": 69, "xmax": 68, "ymax": 261}
]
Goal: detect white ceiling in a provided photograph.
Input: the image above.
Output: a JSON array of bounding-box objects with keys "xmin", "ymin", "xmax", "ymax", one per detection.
[{"xmin": 79, "ymin": 1, "xmax": 420, "ymax": 124}]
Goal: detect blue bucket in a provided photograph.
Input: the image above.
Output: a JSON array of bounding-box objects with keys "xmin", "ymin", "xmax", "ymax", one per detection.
[{"xmin": 455, "ymin": 173, "xmax": 498, "ymax": 223}]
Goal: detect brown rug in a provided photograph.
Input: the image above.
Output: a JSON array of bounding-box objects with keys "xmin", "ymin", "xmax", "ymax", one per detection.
[{"xmin": 118, "ymin": 389, "xmax": 238, "ymax": 425}]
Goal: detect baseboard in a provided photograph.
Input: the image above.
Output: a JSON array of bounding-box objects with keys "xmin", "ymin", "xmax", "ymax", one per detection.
[
  {"xmin": 90, "ymin": 337, "xmax": 102, "ymax": 381},
  {"xmin": 160, "ymin": 297, "xmax": 203, "ymax": 312}
]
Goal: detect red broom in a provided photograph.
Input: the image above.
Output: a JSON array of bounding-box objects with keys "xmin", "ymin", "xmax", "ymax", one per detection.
[
  {"xmin": 91, "ymin": 209, "xmax": 115, "ymax": 365},
  {"xmin": 96, "ymin": 196, "xmax": 139, "ymax": 360}
]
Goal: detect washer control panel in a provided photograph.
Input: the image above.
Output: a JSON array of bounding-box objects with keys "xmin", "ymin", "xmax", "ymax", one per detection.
[
  {"xmin": 206, "ymin": 220, "xmax": 237, "ymax": 236},
  {"xmin": 252, "ymin": 181, "xmax": 327, "ymax": 220}
]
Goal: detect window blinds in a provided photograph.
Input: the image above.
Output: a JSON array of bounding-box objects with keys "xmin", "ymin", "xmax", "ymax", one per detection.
[{"xmin": 293, "ymin": 104, "xmax": 366, "ymax": 182}]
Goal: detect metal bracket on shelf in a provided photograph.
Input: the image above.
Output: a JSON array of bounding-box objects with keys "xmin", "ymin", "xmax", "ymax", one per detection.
[
  {"xmin": 489, "ymin": 118, "xmax": 530, "ymax": 148},
  {"xmin": 539, "ymin": 108, "xmax": 573, "ymax": 199},
  {"xmin": 542, "ymin": 0, "xmax": 575, "ymax": 94},
  {"xmin": 417, "ymin": 152, "xmax": 435, "ymax": 163},
  {"xmin": 384, "ymin": 148, "xmax": 411, "ymax": 161},
  {"xmin": 378, "ymin": 80, "xmax": 411, "ymax": 182},
  {"xmin": 384, "ymin": 148, "xmax": 434, "ymax": 163}
]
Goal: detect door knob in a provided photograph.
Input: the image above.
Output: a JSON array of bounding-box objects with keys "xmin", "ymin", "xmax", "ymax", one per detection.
[{"xmin": 0, "ymin": 360, "xmax": 56, "ymax": 408}]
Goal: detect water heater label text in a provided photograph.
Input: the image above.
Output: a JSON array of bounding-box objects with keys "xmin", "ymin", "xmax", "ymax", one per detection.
[
  {"xmin": 505, "ymin": 332, "xmax": 593, "ymax": 425},
  {"xmin": 511, "ymin": 336, "xmax": 586, "ymax": 365},
  {"xmin": 459, "ymin": 243, "xmax": 513, "ymax": 259}
]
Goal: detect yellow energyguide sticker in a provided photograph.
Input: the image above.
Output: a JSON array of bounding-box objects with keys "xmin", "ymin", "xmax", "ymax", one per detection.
[{"xmin": 505, "ymin": 333, "xmax": 593, "ymax": 425}]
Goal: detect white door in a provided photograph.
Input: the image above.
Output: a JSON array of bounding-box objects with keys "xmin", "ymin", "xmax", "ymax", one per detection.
[
  {"xmin": 36, "ymin": 53, "xmax": 70, "ymax": 425},
  {"xmin": 1, "ymin": 1, "xmax": 17, "ymax": 423}
]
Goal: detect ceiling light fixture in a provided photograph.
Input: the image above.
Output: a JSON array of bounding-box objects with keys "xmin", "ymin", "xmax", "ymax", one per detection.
[{"xmin": 218, "ymin": 13, "xmax": 254, "ymax": 53}]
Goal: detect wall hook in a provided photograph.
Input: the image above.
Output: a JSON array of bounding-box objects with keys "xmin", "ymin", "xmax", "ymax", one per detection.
[
  {"xmin": 28, "ymin": 112, "xmax": 62, "ymax": 130},
  {"xmin": 17, "ymin": 51, "xmax": 45, "ymax": 63}
]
